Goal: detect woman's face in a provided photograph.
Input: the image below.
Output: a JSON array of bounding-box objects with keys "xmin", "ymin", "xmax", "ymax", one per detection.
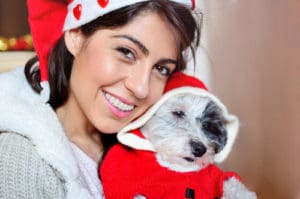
[{"xmin": 64, "ymin": 12, "xmax": 179, "ymax": 133}]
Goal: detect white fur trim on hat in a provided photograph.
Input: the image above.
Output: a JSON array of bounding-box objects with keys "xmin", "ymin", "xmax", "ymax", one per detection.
[
  {"xmin": 40, "ymin": 81, "xmax": 50, "ymax": 103},
  {"xmin": 63, "ymin": 0, "xmax": 194, "ymax": 31},
  {"xmin": 118, "ymin": 87, "xmax": 239, "ymax": 163}
]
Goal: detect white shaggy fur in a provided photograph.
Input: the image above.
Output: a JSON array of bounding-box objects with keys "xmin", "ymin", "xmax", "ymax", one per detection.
[{"xmin": 222, "ymin": 177, "xmax": 257, "ymax": 199}]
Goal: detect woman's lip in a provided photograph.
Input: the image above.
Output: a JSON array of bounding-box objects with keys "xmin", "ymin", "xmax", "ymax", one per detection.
[
  {"xmin": 105, "ymin": 91, "xmax": 135, "ymax": 106},
  {"xmin": 103, "ymin": 91, "xmax": 135, "ymax": 119},
  {"xmin": 105, "ymin": 99, "xmax": 133, "ymax": 118}
]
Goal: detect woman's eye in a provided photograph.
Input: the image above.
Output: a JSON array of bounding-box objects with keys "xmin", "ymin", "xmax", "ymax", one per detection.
[
  {"xmin": 154, "ymin": 65, "xmax": 171, "ymax": 77},
  {"xmin": 116, "ymin": 47, "xmax": 135, "ymax": 60}
]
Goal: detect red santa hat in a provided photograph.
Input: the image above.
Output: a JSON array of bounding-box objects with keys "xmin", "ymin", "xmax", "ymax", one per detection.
[
  {"xmin": 27, "ymin": 0, "xmax": 195, "ymax": 101},
  {"xmin": 118, "ymin": 72, "xmax": 239, "ymax": 163}
]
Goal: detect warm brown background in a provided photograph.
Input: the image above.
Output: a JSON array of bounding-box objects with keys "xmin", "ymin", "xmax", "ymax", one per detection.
[
  {"xmin": 1, "ymin": 0, "xmax": 300, "ymax": 198},
  {"xmin": 0, "ymin": 0, "xmax": 29, "ymax": 37},
  {"xmin": 199, "ymin": 1, "xmax": 300, "ymax": 199}
]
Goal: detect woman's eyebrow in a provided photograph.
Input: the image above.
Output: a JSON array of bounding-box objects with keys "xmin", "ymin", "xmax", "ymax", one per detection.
[
  {"xmin": 157, "ymin": 58, "xmax": 178, "ymax": 66},
  {"xmin": 112, "ymin": 34, "xmax": 149, "ymax": 56}
]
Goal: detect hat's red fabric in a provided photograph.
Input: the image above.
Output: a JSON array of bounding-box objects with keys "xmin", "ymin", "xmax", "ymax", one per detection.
[
  {"xmin": 27, "ymin": 0, "xmax": 68, "ymax": 81},
  {"xmin": 164, "ymin": 72, "xmax": 208, "ymax": 93}
]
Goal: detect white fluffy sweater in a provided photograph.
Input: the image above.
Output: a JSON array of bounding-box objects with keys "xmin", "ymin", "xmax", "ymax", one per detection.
[{"xmin": 0, "ymin": 67, "xmax": 93, "ymax": 199}]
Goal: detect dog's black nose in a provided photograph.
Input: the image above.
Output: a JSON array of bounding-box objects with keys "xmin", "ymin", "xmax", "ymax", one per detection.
[{"xmin": 190, "ymin": 141, "xmax": 207, "ymax": 157}]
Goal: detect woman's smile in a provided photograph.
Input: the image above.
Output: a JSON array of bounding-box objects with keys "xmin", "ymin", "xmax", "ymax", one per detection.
[
  {"xmin": 104, "ymin": 92, "xmax": 135, "ymax": 118},
  {"xmin": 63, "ymin": 12, "xmax": 178, "ymax": 133}
]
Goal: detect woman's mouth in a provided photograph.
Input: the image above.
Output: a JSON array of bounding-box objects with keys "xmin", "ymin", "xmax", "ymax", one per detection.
[{"xmin": 104, "ymin": 92, "xmax": 135, "ymax": 118}]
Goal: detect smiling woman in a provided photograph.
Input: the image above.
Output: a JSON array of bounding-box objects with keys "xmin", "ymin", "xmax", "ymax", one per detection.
[
  {"xmin": 0, "ymin": 0, "xmax": 201, "ymax": 198},
  {"xmin": 61, "ymin": 12, "xmax": 179, "ymax": 135}
]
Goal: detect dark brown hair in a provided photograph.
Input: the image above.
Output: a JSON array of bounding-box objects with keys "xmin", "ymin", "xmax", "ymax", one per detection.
[{"xmin": 25, "ymin": 0, "xmax": 201, "ymax": 109}]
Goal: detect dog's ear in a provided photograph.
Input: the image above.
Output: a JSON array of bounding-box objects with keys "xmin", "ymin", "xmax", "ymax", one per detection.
[
  {"xmin": 214, "ymin": 114, "xmax": 239, "ymax": 163},
  {"xmin": 195, "ymin": 93, "xmax": 239, "ymax": 163},
  {"xmin": 201, "ymin": 101, "xmax": 228, "ymax": 152}
]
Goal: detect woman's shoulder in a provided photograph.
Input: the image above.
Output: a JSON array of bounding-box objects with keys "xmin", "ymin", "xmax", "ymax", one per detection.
[
  {"xmin": 0, "ymin": 131, "xmax": 46, "ymax": 163},
  {"xmin": 0, "ymin": 131, "xmax": 38, "ymax": 160},
  {"xmin": 0, "ymin": 131, "xmax": 66, "ymax": 198}
]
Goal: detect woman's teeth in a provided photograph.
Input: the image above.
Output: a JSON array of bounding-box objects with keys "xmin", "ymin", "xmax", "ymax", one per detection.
[{"xmin": 105, "ymin": 93, "xmax": 134, "ymax": 112}]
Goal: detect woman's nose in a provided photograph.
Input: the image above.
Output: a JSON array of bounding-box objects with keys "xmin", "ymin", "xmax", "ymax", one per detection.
[{"xmin": 125, "ymin": 65, "xmax": 151, "ymax": 99}]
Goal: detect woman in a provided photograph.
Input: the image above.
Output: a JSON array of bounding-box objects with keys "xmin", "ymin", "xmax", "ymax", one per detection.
[{"xmin": 0, "ymin": 0, "xmax": 200, "ymax": 198}]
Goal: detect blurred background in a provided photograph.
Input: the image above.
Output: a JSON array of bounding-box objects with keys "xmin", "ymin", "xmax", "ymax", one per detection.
[
  {"xmin": 0, "ymin": 1, "xmax": 29, "ymax": 37},
  {"xmin": 1, "ymin": 0, "xmax": 300, "ymax": 198},
  {"xmin": 195, "ymin": 1, "xmax": 300, "ymax": 198}
]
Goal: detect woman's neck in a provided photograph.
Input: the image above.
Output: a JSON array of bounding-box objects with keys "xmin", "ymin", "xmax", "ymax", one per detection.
[{"xmin": 55, "ymin": 96, "xmax": 103, "ymax": 162}]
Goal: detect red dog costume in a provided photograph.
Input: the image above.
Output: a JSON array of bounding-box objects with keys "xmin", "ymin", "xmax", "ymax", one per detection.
[
  {"xmin": 100, "ymin": 130, "xmax": 240, "ymax": 199},
  {"xmin": 100, "ymin": 73, "xmax": 240, "ymax": 199}
]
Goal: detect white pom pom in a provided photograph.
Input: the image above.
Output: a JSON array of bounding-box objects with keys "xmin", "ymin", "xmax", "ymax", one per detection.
[{"xmin": 40, "ymin": 81, "xmax": 50, "ymax": 103}]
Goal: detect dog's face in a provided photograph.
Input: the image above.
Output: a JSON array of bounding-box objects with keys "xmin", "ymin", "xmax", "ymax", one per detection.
[{"xmin": 140, "ymin": 94, "xmax": 228, "ymax": 172}]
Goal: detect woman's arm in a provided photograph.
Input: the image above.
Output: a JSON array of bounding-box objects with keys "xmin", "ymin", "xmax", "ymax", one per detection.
[{"xmin": 0, "ymin": 132, "xmax": 66, "ymax": 199}]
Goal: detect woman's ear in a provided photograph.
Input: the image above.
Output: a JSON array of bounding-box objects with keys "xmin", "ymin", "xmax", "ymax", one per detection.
[{"xmin": 64, "ymin": 29, "xmax": 84, "ymax": 56}]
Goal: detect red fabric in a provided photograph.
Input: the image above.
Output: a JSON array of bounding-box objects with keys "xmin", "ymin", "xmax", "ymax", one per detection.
[
  {"xmin": 191, "ymin": 0, "xmax": 195, "ymax": 10},
  {"xmin": 27, "ymin": 0, "xmax": 68, "ymax": 81},
  {"xmin": 100, "ymin": 131, "xmax": 241, "ymax": 199},
  {"xmin": 164, "ymin": 72, "xmax": 208, "ymax": 93}
]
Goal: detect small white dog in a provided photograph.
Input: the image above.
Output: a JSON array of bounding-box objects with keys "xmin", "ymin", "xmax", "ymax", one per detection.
[{"xmin": 100, "ymin": 72, "xmax": 257, "ymax": 199}]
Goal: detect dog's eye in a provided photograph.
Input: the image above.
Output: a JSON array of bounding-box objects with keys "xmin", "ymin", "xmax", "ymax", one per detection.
[{"xmin": 172, "ymin": 110, "xmax": 185, "ymax": 118}]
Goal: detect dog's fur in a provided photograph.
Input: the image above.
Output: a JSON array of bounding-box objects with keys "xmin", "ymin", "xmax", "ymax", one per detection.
[{"xmin": 137, "ymin": 93, "xmax": 257, "ymax": 199}]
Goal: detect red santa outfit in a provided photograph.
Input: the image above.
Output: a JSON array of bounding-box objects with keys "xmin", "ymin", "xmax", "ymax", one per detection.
[{"xmin": 100, "ymin": 72, "xmax": 241, "ymax": 199}]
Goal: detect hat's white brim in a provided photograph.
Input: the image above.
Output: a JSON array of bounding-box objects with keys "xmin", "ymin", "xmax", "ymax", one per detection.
[{"xmin": 64, "ymin": 0, "xmax": 193, "ymax": 31}]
